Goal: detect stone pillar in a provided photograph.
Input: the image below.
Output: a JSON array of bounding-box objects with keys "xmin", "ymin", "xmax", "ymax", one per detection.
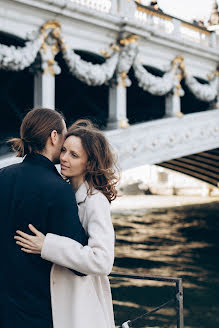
[
  {"xmin": 34, "ymin": 71, "xmax": 55, "ymax": 109},
  {"xmin": 165, "ymin": 92, "xmax": 182, "ymax": 117},
  {"xmin": 33, "ymin": 21, "xmax": 62, "ymax": 109},
  {"xmin": 166, "ymin": 56, "xmax": 184, "ymax": 117},
  {"xmin": 34, "ymin": 47, "xmax": 61, "ymax": 109},
  {"xmin": 107, "ymin": 83, "xmax": 129, "ymax": 129}
]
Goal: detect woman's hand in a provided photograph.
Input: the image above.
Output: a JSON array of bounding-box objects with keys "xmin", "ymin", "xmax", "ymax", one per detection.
[{"xmin": 14, "ymin": 224, "xmax": 45, "ymax": 254}]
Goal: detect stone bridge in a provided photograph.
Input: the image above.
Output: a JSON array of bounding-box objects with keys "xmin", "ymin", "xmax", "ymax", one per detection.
[{"xmin": 1, "ymin": 0, "xmax": 219, "ymax": 186}]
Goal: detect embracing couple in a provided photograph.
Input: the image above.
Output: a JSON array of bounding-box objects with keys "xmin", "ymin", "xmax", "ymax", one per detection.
[{"xmin": 0, "ymin": 108, "xmax": 118, "ymax": 328}]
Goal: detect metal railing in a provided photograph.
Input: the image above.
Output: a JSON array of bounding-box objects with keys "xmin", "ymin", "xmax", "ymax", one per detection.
[{"xmin": 110, "ymin": 272, "xmax": 184, "ymax": 328}]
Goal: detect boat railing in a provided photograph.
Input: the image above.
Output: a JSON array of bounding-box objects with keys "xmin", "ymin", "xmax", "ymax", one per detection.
[{"xmin": 110, "ymin": 272, "xmax": 184, "ymax": 328}]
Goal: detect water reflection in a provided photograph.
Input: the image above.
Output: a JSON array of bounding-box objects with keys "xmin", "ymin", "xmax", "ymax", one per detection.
[{"xmin": 111, "ymin": 201, "xmax": 219, "ymax": 328}]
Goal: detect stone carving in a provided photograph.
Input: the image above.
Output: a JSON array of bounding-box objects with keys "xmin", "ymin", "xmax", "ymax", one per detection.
[
  {"xmin": 0, "ymin": 20, "xmax": 62, "ymax": 73},
  {"xmin": 39, "ymin": 20, "xmax": 63, "ymax": 75},
  {"xmin": 0, "ymin": 19, "xmax": 219, "ymax": 104},
  {"xmin": 70, "ymin": 0, "xmax": 112, "ymax": 13},
  {"xmin": 105, "ymin": 110, "xmax": 219, "ymax": 169},
  {"xmin": 114, "ymin": 35, "xmax": 139, "ymax": 87},
  {"xmin": 171, "ymin": 55, "xmax": 185, "ymax": 97},
  {"xmin": 61, "ymin": 35, "xmax": 138, "ymax": 87},
  {"xmin": 62, "ymin": 46, "xmax": 119, "ymax": 86},
  {"xmin": 133, "ymin": 57, "xmax": 176, "ymax": 95},
  {"xmin": 208, "ymin": 0, "xmax": 219, "ymax": 26},
  {"xmin": 185, "ymin": 75, "xmax": 218, "ymax": 102},
  {"xmin": 0, "ymin": 37, "xmax": 42, "ymax": 71}
]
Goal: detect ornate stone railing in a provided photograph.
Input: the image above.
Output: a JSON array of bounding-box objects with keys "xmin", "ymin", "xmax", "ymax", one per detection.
[
  {"xmin": 180, "ymin": 21, "xmax": 211, "ymax": 46},
  {"xmin": 105, "ymin": 109, "xmax": 219, "ymax": 170},
  {"xmin": 70, "ymin": 0, "xmax": 112, "ymax": 13},
  {"xmin": 66, "ymin": 0, "xmax": 214, "ymax": 48},
  {"xmin": 135, "ymin": 5, "xmax": 174, "ymax": 34},
  {"xmin": 135, "ymin": 3, "xmax": 213, "ymax": 47}
]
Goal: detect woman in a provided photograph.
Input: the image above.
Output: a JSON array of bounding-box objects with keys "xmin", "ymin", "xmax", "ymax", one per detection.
[{"xmin": 14, "ymin": 120, "xmax": 119, "ymax": 328}]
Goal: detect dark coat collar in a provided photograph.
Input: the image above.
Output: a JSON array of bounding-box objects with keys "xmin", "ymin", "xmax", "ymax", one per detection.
[{"xmin": 23, "ymin": 152, "xmax": 60, "ymax": 175}]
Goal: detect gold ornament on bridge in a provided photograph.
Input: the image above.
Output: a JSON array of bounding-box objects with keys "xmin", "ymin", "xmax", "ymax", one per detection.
[
  {"xmin": 100, "ymin": 44, "xmax": 120, "ymax": 58},
  {"xmin": 39, "ymin": 20, "xmax": 63, "ymax": 75},
  {"xmin": 119, "ymin": 120, "xmax": 130, "ymax": 129},
  {"xmin": 119, "ymin": 35, "xmax": 139, "ymax": 46},
  {"xmin": 100, "ymin": 50, "xmax": 111, "ymax": 58},
  {"xmin": 171, "ymin": 55, "xmax": 185, "ymax": 97},
  {"xmin": 40, "ymin": 20, "xmax": 61, "ymax": 35},
  {"xmin": 175, "ymin": 112, "xmax": 184, "ymax": 118},
  {"xmin": 40, "ymin": 20, "xmax": 62, "ymax": 50},
  {"xmin": 119, "ymin": 72, "xmax": 128, "ymax": 87},
  {"xmin": 207, "ymin": 64, "xmax": 219, "ymax": 81}
]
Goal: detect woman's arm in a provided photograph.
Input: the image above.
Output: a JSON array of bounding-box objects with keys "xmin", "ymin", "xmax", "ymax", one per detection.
[
  {"xmin": 42, "ymin": 193, "xmax": 115, "ymax": 275},
  {"xmin": 15, "ymin": 192, "xmax": 115, "ymax": 276}
]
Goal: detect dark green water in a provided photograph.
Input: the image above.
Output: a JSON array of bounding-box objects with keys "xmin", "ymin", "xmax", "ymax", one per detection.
[{"xmin": 110, "ymin": 201, "xmax": 219, "ymax": 328}]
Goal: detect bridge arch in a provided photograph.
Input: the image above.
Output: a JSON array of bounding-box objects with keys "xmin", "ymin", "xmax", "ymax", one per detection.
[{"xmin": 159, "ymin": 148, "xmax": 219, "ymax": 187}]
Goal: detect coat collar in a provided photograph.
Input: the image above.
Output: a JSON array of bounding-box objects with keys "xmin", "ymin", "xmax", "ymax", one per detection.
[
  {"xmin": 23, "ymin": 152, "xmax": 60, "ymax": 176},
  {"xmin": 75, "ymin": 181, "xmax": 89, "ymax": 204}
]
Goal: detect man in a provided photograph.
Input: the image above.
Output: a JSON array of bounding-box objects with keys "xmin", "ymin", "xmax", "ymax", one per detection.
[
  {"xmin": 0, "ymin": 108, "xmax": 87, "ymax": 328},
  {"xmin": 149, "ymin": 0, "xmax": 163, "ymax": 12}
]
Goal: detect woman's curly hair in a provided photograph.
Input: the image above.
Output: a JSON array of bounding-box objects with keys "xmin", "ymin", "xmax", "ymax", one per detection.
[{"xmin": 66, "ymin": 119, "xmax": 119, "ymax": 203}]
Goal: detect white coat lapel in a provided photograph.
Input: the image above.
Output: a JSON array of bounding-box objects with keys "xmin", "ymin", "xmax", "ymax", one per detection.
[{"xmin": 75, "ymin": 182, "xmax": 88, "ymax": 205}]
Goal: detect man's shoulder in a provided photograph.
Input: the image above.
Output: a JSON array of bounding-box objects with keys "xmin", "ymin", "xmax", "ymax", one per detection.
[
  {"xmin": 47, "ymin": 175, "xmax": 74, "ymax": 199},
  {"xmin": 0, "ymin": 162, "xmax": 71, "ymax": 192},
  {"xmin": 50, "ymin": 175, "xmax": 72, "ymax": 191},
  {"xmin": 0, "ymin": 162, "xmax": 23, "ymax": 176}
]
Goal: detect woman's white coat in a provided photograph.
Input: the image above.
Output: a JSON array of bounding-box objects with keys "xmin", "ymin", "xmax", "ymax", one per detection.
[{"xmin": 41, "ymin": 182, "xmax": 115, "ymax": 328}]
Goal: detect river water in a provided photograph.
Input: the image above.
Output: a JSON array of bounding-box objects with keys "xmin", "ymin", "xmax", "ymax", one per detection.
[{"xmin": 110, "ymin": 201, "xmax": 219, "ymax": 328}]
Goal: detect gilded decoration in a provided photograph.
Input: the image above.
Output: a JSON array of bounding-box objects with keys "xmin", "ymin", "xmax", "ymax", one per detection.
[
  {"xmin": 181, "ymin": 21, "xmax": 210, "ymax": 36},
  {"xmin": 119, "ymin": 119, "xmax": 130, "ymax": 129},
  {"xmin": 39, "ymin": 20, "xmax": 62, "ymax": 75},
  {"xmin": 136, "ymin": 5, "xmax": 172, "ymax": 21},
  {"xmin": 171, "ymin": 55, "xmax": 185, "ymax": 97},
  {"xmin": 119, "ymin": 35, "xmax": 139, "ymax": 46},
  {"xmin": 0, "ymin": 19, "xmax": 219, "ymax": 101},
  {"xmin": 114, "ymin": 35, "xmax": 138, "ymax": 87}
]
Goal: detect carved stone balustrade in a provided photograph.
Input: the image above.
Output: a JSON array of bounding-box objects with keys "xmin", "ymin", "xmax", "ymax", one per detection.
[
  {"xmin": 69, "ymin": 0, "xmax": 112, "ymax": 13},
  {"xmin": 134, "ymin": 3, "xmax": 213, "ymax": 48}
]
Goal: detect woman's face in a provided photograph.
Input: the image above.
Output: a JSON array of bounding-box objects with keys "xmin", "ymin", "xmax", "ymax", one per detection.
[{"xmin": 60, "ymin": 135, "xmax": 88, "ymax": 180}]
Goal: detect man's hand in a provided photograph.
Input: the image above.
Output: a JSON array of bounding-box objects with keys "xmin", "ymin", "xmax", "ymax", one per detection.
[{"xmin": 14, "ymin": 224, "xmax": 45, "ymax": 254}]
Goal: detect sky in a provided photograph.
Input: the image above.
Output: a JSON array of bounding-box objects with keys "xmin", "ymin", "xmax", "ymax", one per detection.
[{"xmin": 148, "ymin": 0, "xmax": 214, "ymax": 23}]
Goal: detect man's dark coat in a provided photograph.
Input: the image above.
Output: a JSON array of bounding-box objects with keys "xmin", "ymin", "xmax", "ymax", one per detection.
[{"xmin": 0, "ymin": 153, "xmax": 87, "ymax": 328}]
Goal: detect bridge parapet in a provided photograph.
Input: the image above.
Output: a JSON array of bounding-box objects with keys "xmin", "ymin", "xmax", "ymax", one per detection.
[
  {"xmin": 1, "ymin": 1, "xmax": 217, "ymax": 51},
  {"xmin": 50, "ymin": 0, "xmax": 216, "ymax": 49},
  {"xmin": 134, "ymin": 3, "xmax": 214, "ymax": 48},
  {"xmin": 2, "ymin": 109, "xmax": 219, "ymax": 175},
  {"xmin": 105, "ymin": 109, "xmax": 219, "ymax": 170}
]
